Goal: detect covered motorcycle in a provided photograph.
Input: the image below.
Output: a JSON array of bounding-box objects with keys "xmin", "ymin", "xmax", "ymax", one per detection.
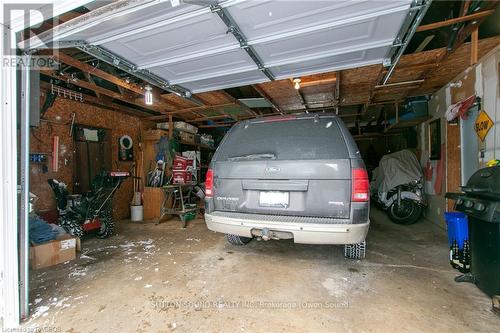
[{"xmin": 371, "ymin": 149, "xmax": 425, "ymax": 225}]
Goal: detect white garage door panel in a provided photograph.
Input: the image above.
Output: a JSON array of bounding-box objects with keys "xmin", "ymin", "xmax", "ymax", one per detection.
[
  {"xmin": 254, "ymin": 10, "xmax": 406, "ymax": 67},
  {"xmin": 270, "ymin": 46, "xmax": 388, "ymax": 80},
  {"xmin": 57, "ymin": 2, "xmax": 194, "ymax": 45},
  {"xmin": 149, "ymin": 48, "xmax": 257, "ymax": 84},
  {"xmin": 227, "ymin": 0, "xmax": 411, "ymax": 42},
  {"xmin": 40, "ymin": 0, "xmax": 415, "ymax": 93},
  {"xmin": 101, "ymin": 13, "xmax": 236, "ymax": 67},
  {"xmin": 183, "ymin": 70, "xmax": 269, "ymax": 93}
]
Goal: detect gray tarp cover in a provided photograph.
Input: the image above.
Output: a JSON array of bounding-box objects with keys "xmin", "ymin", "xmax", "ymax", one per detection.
[{"xmin": 370, "ymin": 149, "xmax": 423, "ymax": 193}]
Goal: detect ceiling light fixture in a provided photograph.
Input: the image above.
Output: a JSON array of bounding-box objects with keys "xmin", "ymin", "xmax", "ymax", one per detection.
[
  {"xmin": 144, "ymin": 85, "xmax": 153, "ymax": 105},
  {"xmin": 293, "ymin": 77, "xmax": 301, "ymax": 90}
]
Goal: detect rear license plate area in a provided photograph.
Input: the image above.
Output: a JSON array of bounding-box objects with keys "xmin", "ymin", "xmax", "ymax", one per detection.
[{"xmin": 259, "ymin": 191, "xmax": 289, "ymax": 208}]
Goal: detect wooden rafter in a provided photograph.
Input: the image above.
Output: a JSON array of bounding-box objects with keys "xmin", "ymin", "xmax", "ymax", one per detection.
[
  {"xmin": 415, "ymin": 9, "xmax": 495, "ymax": 32},
  {"xmin": 144, "ymin": 103, "xmax": 237, "ymax": 121},
  {"xmin": 40, "ymin": 81, "xmax": 154, "ymax": 117},
  {"xmin": 252, "ymin": 84, "xmax": 282, "ymax": 114},
  {"xmin": 219, "ymin": 90, "xmax": 258, "ymax": 117},
  {"xmin": 198, "ymin": 121, "xmax": 236, "ymax": 128},
  {"xmin": 190, "ymin": 114, "xmax": 234, "ymax": 122},
  {"xmin": 45, "ymin": 51, "xmax": 182, "ymax": 112},
  {"xmin": 40, "ymin": 69, "xmax": 167, "ymax": 114},
  {"xmin": 403, "ymin": 4, "xmax": 499, "ymax": 100},
  {"xmin": 471, "ymin": 27, "xmax": 479, "ymax": 65},
  {"xmin": 452, "ymin": 7, "xmax": 498, "ymax": 52},
  {"xmin": 49, "ymin": 51, "xmax": 144, "ymax": 95},
  {"xmin": 334, "ymin": 71, "xmax": 340, "ymax": 112}
]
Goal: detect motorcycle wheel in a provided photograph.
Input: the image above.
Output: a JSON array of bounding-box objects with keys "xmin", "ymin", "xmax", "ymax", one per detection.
[{"xmin": 388, "ymin": 199, "xmax": 423, "ymax": 225}]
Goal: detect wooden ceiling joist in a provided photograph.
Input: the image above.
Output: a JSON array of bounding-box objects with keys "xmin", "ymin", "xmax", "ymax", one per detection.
[
  {"xmin": 40, "ymin": 81, "xmax": 154, "ymax": 118},
  {"xmin": 198, "ymin": 122, "xmax": 236, "ymax": 128},
  {"xmin": 252, "ymin": 84, "xmax": 282, "ymax": 114},
  {"xmin": 219, "ymin": 90, "xmax": 258, "ymax": 117},
  {"xmin": 40, "ymin": 69, "xmax": 166, "ymax": 114},
  {"xmin": 416, "ymin": 9, "xmax": 495, "ymax": 32},
  {"xmin": 51, "ymin": 52, "xmax": 145, "ymax": 95}
]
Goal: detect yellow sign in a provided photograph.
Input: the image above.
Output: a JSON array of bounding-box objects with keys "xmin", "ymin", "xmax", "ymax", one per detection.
[{"xmin": 474, "ymin": 110, "xmax": 494, "ymax": 142}]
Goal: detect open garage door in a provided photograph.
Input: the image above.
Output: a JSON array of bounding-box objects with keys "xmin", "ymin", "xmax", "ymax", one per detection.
[{"xmin": 22, "ymin": 0, "xmax": 424, "ymax": 94}]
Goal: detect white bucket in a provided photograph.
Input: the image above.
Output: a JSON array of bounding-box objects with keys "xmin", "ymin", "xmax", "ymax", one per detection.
[{"xmin": 130, "ymin": 205, "xmax": 143, "ymax": 222}]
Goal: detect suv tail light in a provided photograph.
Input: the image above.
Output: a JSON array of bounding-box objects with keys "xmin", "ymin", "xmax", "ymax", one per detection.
[
  {"xmin": 205, "ymin": 168, "xmax": 214, "ymax": 197},
  {"xmin": 352, "ymin": 168, "xmax": 369, "ymax": 202}
]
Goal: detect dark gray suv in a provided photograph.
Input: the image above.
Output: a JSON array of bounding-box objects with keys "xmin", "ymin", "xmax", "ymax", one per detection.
[{"xmin": 204, "ymin": 113, "xmax": 369, "ymax": 259}]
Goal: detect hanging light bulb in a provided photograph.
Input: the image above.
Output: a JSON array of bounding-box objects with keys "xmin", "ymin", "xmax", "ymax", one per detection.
[
  {"xmin": 293, "ymin": 77, "xmax": 301, "ymax": 90},
  {"xmin": 144, "ymin": 85, "xmax": 153, "ymax": 105}
]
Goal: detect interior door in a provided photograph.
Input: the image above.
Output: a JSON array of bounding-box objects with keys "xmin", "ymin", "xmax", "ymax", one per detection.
[{"xmin": 73, "ymin": 126, "xmax": 111, "ymax": 193}]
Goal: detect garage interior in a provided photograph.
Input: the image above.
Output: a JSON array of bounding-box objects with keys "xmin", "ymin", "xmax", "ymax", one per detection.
[{"xmin": 1, "ymin": 0, "xmax": 500, "ymax": 331}]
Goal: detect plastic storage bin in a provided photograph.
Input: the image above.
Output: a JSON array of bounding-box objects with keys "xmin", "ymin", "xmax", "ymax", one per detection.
[
  {"xmin": 444, "ymin": 212, "xmax": 469, "ymax": 249},
  {"xmin": 444, "ymin": 211, "xmax": 470, "ymax": 273}
]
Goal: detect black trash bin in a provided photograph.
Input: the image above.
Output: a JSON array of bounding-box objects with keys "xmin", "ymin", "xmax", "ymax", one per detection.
[{"xmin": 446, "ymin": 166, "xmax": 500, "ymax": 300}]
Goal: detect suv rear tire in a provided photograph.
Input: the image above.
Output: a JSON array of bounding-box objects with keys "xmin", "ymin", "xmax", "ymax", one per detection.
[
  {"xmin": 344, "ymin": 241, "xmax": 366, "ymax": 260},
  {"xmin": 226, "ymin": 234, "xmax": 252, "ymax": 245}
]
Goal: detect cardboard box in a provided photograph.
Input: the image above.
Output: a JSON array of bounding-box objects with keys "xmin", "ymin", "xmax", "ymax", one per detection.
[
  {"xmin": 144, "ymin": 129, "xmax": 169, "ymax": 141},
  {"xmin": 30, "ymin": 234, "xmax": 77, "ymax": 269},
  {"xmin": 172, "ymin": 170, "xmax": 193, "ymax": 184},
  {"xmin": 179, "ymin": 131, "xmax": 195, "ymax": 143}
]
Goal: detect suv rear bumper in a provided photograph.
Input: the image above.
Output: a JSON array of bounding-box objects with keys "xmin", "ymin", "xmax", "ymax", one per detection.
[{"xmin": 205, "ymin": 212, "xmax": 369, "ymax": 245}]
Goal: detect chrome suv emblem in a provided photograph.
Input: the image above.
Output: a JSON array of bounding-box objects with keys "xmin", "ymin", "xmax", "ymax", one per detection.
[{"xmin": 265, "ymin": 166, "xmax": 281, "ymax": 174}]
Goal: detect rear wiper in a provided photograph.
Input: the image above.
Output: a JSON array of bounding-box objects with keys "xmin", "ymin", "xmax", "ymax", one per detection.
[{"xmin": 228, "ymin": 153, "xmax": 276, "ymax": 161}]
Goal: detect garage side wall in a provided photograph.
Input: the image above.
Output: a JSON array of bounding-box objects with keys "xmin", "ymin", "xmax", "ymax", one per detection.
[
  {"xmin": 418, "ymin": 46, "xmax": 500, "ymax": 228},
  {"xmin": 418, "ymin": 88, "xmax": 447, "ymax": 227},
  {"xmin": 30, "ymin": 97, "xmax": 144, "ymax": 220}
]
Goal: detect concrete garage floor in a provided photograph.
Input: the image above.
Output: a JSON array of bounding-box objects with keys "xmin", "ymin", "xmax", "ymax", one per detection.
[{"xmin": 24, "ymin": 207, "xmax": 499, "ymax": 333}]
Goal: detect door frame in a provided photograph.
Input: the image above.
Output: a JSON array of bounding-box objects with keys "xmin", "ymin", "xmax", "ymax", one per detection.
[{"xmin": 1, "ymin": 2, "xmax": 93, "ymax": 328}]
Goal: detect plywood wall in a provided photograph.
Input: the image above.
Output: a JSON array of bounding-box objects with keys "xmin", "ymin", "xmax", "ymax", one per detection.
[
  {"xmin": 30, "ymin": 95, "xmax": 145, "ymax": 220},
  {"xmin": 418, "ymin": 45, "xmax": 500, "ymax": 227}
]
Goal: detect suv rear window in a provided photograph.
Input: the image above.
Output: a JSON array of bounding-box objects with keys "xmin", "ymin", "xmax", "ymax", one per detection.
[{"xmin": 215, "ymin": 118, "xmax": 349, "ymax": 161}]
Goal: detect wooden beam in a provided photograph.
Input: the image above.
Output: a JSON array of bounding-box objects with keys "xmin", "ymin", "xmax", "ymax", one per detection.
[
  {"xmin": 143, "ymin": 103, "xmax": 236, "ymax": 120},
  {"xmin": 416, "ymin": 9, "xmax": 495, "ymax": 32},
  {"xmin": 40, "ymin": 70, "xmax": 166, "ymax": 113},
  {"xmin": 368, "ymin": 65, "xmax": 385, "ymax": 105},
  {"xmin": 51, "ymin": 53, "xmax": 174, "ymax": 112},
  {"xmin": 83, "ymin": 73, "xmax": 100, "ymax": 98},
  {"xmin": 470, "ymin": 27, "xmax": 479, "ymax": 65},
  {"xmin": 219, "ymin": 90, "xmax": 258, "ymax": 117},
  {"xmin": 335, "ymin": 71, "xmax": 340, "ymax": 114},
  {"xmin": 48, "ymin": 51, "xmax": 145, "ymax": 95},
  {"xmin": 460, "ymin": 0, "xmax": 471, "ymax": 16},
  {"xmin": 168, "ymin": 115, "xmax": 173, "ymax": 139},
  {"xmin": 40, "ymin": 81, "xmax": 153, "ymax": 117},
  {"xmin": 300, "ymin": 77, "xmax": 337, "ymax": 88},
  {"xmin": 42, "ymin": 70, "xmax": 122, "ymax": 99},
  {"xmin": 382, "ymin": 62, "xmax": 439, "ymax": 72},
  {"xmin": 190, "ymin": 114, "xmax": 232, "ymax": 122},
  {"xmin": 198, "ymin": 121, "xmax": 236, "ymax": 128},
  {"xmin": 374, "ymin": 79, "xmax": 425, "ymax": 89},
  {"xmin": 252, "ymin": 84, "xmax": 282, "ymax": 114}
]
